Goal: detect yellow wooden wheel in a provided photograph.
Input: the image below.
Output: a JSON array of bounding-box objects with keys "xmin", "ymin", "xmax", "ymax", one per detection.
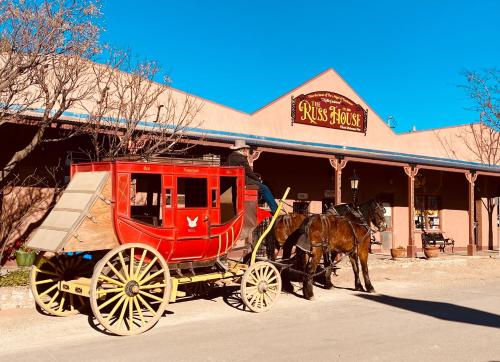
[
  {"xmin": 30, "ymin": 254, "xmax": 92, "ymax": 316},
  {"xmin": 240, "ymin": 261, "xmax": 281, "ymax": 313},
  {"xmin": 89, "ymin": 243, "xmax": 171, "ymax": 336}
]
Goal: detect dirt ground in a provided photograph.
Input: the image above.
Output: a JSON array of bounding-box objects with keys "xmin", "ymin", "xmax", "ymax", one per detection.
[{"xmin": 0, "ymin": 253, "xmax": 499, "ymax": 361}]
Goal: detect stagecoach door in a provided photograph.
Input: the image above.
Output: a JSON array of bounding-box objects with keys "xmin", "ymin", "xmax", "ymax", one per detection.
[{"xmin": 172, "ymin": 176, "xmax": 209, "ymax": 260}]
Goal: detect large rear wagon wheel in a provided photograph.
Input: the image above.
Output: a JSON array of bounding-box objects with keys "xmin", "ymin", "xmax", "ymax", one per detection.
[
  {"xmin": 241, "ymin": 261, "xmax": 281, "ymax": 313},
  {"xmin": 30, "ymin": 254, "xmax": 92, "ymax": 316},
  {"xmin": 90, "ymin": 244, "xmax": 171, "ymax": 336}
]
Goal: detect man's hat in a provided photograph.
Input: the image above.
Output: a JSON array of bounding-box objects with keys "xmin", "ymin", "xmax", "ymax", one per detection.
[{"xmin": 230, "ymin": 139, "xmax": 250, "ymax": 150}]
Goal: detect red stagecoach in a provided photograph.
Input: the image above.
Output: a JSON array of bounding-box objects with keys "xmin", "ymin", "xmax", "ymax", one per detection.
[{"xmin": 27, "ymin": 158, "xmax": 289, "ymax": 335}]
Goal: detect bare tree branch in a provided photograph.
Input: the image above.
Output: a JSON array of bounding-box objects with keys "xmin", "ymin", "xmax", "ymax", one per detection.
[
  {"xmin": 0, "ymin": 0, "xmax": 102, "ymax": 185},
  {"xmin": 80, "ymin": 50, "xmax": 204, "ymax": 161}
]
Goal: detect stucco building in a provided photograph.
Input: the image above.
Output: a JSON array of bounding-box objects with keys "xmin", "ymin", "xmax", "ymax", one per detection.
[{"xmin": 3, "ymin": 68, "xmax": 499, "ymax": 258}]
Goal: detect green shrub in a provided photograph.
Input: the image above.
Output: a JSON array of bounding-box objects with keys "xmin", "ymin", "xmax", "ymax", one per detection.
[{"xmin": 0, "ymin": 269, "xmax": 30, "ymax": 287}]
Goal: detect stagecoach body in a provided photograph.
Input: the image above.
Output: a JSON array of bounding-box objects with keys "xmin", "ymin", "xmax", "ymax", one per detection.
[
  {"xmin": 28, "ymin": 160, "xmax": 271, "ymax": 265},
  {"xmin": 26, "ymin": 158, "xmax": 285, "ymax": 336}
]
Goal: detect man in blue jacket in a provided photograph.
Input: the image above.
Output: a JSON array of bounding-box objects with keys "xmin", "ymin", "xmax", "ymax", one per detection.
[{"xmin": 225, "ymin": 139, "xmax": 278, "ymax": 213}]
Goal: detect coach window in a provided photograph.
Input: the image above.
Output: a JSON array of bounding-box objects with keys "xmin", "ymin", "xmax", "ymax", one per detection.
[
  {"xmin": 130, "ymin": 173, "xmax": 162, "ymax": 226},
  {"xmin": 177, "ymin": 177, "xmax": 208, "ymax": 208},
  {"xmin": 220, "ymin": 176, "xmax": 237, "ymax": 223}
]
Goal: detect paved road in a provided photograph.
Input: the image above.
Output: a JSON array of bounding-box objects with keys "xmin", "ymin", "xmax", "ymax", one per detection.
[{"xmin": 1, "ymin": 259, "xmax": 499, "ymax": 362}]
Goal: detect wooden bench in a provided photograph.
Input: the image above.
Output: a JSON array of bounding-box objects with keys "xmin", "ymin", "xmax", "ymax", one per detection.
[{"xmin": 421, "ymin": 232, "xmax": 455, "ymax": 253}]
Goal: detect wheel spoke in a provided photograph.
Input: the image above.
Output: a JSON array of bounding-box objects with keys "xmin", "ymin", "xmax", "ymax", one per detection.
[
  {"xmin": 129, "ymin": 247, "xmax": 135, "ymax": 279},
  {"xmin": 134, "ymin": 249, "xmax": 147, "ymax": 279},
  {"xmin": 262, "ymin": 266, "xmax": 270, "ymax": 280},
  {"xmin": 48, "ymin": 290, "xmax": 60, "ymax": 306},
  {"xmin": 106, "ymin": 262, "xmax": 127, "ymax": 284},
  {"xmin": 248, "ymin": 291, "xmax": 259, "ymax": 307},
  {"xmin": 98, "ymin": 274, "xmax": 125, "ymax": 287},
  {"xmin": 265, "ymin": 266, "xmax": 274, "ymax": 280},
  {"xmin": 137, "ymin": 256, "xmax": 158, "ymax": 282},
  {"xmin": 44, "ymin": 258, "xmax": 59, "ymax": 272},
  {"xmin": 39, "ymin": 284, "xmax": 58, "ymax": 298},
  {"xmin": 69, "ymin": 293, "xmax": 75, "ymax": 311},
  {"xmin": 118, "ymin": 252, "xmax": 130, "ymax": 280},
  {"xmin": 128, "ymin": 298, "xmax": 134, "ymax": 331},
  {"xmin": 266, "ymin": 288, "xmax": 279, "ymax": 296},
  {"xmin": 117, "ymin": 297, "xmax": 129, "ymax": 330},
  {"xmin": 37, "ymin": 269, "xmax": 60, "ymax": 277},
  {"xmin": 256, "ymin": 293, "xmax": 263, "ymax": 308},
  {"xmin": 262, "ymin": 293, "xmax": 273, "ymax": 307},
  {"xmin": 133, "ymin": 296, "xmax": 146, "ymax": 326},
  {"xmin": 139, "ymin": 268, "xmax": 164, "ymax": 286},
  {"xmin": 35, "ymin": 278, "xmax": 57, "ymax": 285},
  {"xmin": 105, "ymin": 294, "xmax": 127, "ymax": 322},
  {"xmin": 137, "ymin": 294, "xmax": 156, "ymax": 316},
  {"xmin": 58, "ymin": 292, "xmax": 66, "ymax": 312},
  {"xmin": 138, "ymin": 290, "xmax": 164, "ymax": 303},
  {"xmin": 266, "ymin": 274, "xmax": 278, "ymax": 283},
  {"xmin": 248, "ymin": 273, "xmax": 259, "ymax": 285},
  {"xmin": 139, "ymin": 283, "xmax": 167, "ymax": 290},
  {"xmin": 98, "ymin": 287, "xmax": 123, "ymax": 295},
  {"xmin": 98, "ymin": 291, "xmax": 125, "ymax": 310}
]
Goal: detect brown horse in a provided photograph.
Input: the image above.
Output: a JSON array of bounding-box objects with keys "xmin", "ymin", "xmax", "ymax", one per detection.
[
  {"xmin": 265, "ymin": 213, "xmax": 308, "ymax": 260},
  {"xmin": 260, "ymin": 203, "xmax": 364, "ymax": 261},
  {"xmin": 295, "ymin": 200, "xmax": 386, "ymax": 300}
]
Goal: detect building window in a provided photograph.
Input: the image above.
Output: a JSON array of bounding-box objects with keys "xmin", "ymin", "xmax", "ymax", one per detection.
[{"xmin": 415, "ymin": 195, "xmax": 440, "ymax": 231}]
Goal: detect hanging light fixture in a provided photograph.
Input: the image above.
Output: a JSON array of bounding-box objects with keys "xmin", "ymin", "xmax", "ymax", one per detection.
[{"xmin": 350, "ymin": 170, "xmax": 360, "ymax": 206}]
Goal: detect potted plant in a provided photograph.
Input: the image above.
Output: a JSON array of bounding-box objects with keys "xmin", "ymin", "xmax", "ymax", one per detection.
[
  {"xmin": 14, "ymin": 244, "xmax": 36, "ymax": 267},
  {"xmin": 390, "ymin": 245, "xmax": 406, "ymax": 259},
  {"xmin": 424, "ymin": 246, "xmax": 439, "ymax": 259}
]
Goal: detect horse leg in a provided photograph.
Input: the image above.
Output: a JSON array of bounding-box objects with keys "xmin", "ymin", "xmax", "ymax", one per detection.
[
  {"xmin": 349, "ymin": 254, "xmax": 364, "ymax": 292},
  {"xmin": 303, "ymin": 249, "xmax": 322, "ymax": 300},
  {"xmin": 321, "ymin": 251, "xmax": 334, "ymax": 289},
  {"xmin": 358, "ymin": 246, "xmax": 375, "ymax": 293}
]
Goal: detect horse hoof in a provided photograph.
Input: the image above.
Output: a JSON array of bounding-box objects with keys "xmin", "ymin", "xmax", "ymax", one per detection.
[
  {"xmin": 325, "ymin": 283, "xmax": 334, "ymax": 290},
  {"xmin": 354, "ymin": 286, "xmax": 365, "ymax": 292},
  {"xmin": 366, "ymin": 288, "xmax": 376, "ymax": 293},
  {"xmin": 305, "ymin": 296, "xmax": 315, "ymax": 301}
]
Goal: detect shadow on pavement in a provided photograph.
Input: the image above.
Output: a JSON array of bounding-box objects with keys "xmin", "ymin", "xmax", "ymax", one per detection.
[{"xmin": 356, "ymin": 293, "xmax": 500, "ymax": 329}]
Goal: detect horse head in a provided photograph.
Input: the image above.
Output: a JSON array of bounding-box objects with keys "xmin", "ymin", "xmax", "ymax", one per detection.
[{"xmin": 360, "ymin": 200, "xmax": 387, "ymax": 232}]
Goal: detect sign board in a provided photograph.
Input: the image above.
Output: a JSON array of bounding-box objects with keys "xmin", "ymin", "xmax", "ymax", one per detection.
[{"xmin": 291, "ymin": 91, "xmax": 367, "ymax": 134}]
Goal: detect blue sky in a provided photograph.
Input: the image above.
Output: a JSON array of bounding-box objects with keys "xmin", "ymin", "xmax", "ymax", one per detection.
[{"xmin": 101, "ymin": 0, "xmax": 499, "ymax": 133}]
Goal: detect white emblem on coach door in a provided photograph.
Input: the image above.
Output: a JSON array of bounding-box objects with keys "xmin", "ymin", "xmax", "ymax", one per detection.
[{"xmin": 187, "ymin": 216, "xmax": 198, "ymax": 227}]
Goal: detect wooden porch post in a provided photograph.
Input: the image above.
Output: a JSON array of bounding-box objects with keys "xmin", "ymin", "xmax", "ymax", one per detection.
[
  {"xmin": 465, "ymin": 171, "xmax": 478, "ymax": 256},
  {"xmin": 404, "ymin": 165, "xmax": 420, "ymax": 258},
  {"xmin": 329, "ymin": 156, "xmax": 347, "ymax": 205}
]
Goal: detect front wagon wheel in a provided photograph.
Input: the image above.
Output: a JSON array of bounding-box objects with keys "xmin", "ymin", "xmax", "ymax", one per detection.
[
  {"xmin": 90, "ymin": 244, "xmax": 171, "ymax": 336},
  {"xmin": 241, "ymin": 261, "xmax": 281, "ymax": 313}
]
